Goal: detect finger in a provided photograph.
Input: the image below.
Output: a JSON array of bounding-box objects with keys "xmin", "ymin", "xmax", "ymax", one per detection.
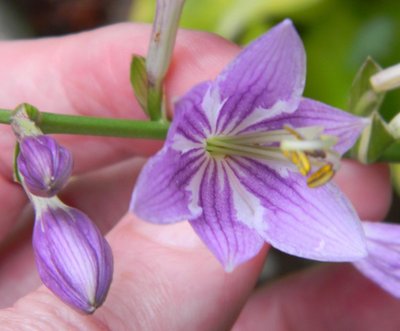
[
  {"xmin": 0, "ymin": 24, "xmax": 239, "ymax": 241},
  {"xmin": 0, "ymin": 213, "xmax": 268, "ymax": 330},
  {"xmin": 0, "ymin": 24, "xmax": 237, "ymax": 177},
  {"xmin": 0, "ymin": 157, "xmax": 144, "ymax": 307},
  {"xmin": 0, "ymin": 155, "xmax": 392, "ymax": 325},
  {"xmin": 232, "ymin": 161, "xmax": 393, "ymax": 331},
  {"xmin": 334, "ymin": 160, "xmax": 391, "ymax": 220},
  {"xmin": 232, "ymin": 264, "xmax": 400, "ymax": 331}
]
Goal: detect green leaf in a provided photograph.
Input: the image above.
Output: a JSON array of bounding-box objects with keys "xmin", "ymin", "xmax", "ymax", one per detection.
[
  {"xmin": 348, "ymin": 57, "xmax": 384, "ymax": 117},
  {"xmin": 380, "ymin": 141, "xmax": 400, "ymax": 162},
  {"xmin": 350, "ymin": 112, "xmax": 394, "ymax": 163},
  {"xmin": 130, "ymin": 55, "xmax": 148, "ymax": 115},
  {"xmin": 13, "ymin": 143, "xmax": 21, "ymax": 184}
]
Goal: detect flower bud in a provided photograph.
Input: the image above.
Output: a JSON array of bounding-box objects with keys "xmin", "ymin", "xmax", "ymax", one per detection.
[
  {"xmin": 33, "ymin": 200, "xmax": 113, "ymax": 314},
  {"xmin": 370, "ymin": 63, "xmax": 400, "ymax": 93},
  {"xmin": 17, "ymin": 135, "xmax": 73, "ymax": 197}
]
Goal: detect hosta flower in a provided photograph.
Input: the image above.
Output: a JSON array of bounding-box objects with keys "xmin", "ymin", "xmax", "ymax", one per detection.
[
  {"xmin": 32, "ymin": 198, "xmax": 113, "ymax": 313},
  {"xmin": 354, "ymin": 222, "xmax": 400, "ymax": 298},
  {"xmin": 17, "ymin": 135, "xmax": 73, "ymax": 197},
  {"xmin": 131, "ymin": 20, "xmax": 369, "ymax": 270}
]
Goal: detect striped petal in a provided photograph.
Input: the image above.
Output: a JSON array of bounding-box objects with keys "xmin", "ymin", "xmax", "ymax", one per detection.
[
  {"xmin": 130, "ymin": 147, "xmax": 207, "ymax": 223},
  {"xmin": 354, "ymin": 222, "xmax": 400, "ymax": 298},
  {"xmin": 190, "ymin": 160, "xmax": 264, "ymax": 270},
  {"xmin": 214, "ymin": 19, "xmax": 306, "ymax": 134},
  {"xmin": 226, "ymin": 157, "xmax": 367, "ymax": 261},
  {"xmin": 241, "ymin": 98, "xmax": 369, "ymax": 154},
  {"xmin": 166, "ymin": 81, "xmax": 213, "ymax": 148}
]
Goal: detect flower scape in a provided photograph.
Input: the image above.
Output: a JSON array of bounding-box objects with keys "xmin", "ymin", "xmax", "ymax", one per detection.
[{"xmin": 131, "ymin": 20, "xmax": 400, "ymax": 297}]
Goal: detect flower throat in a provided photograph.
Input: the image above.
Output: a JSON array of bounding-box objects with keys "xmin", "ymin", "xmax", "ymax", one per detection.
[{"xmin": 206, "ymin": 125, "xmax": 339, "ymax": 188}]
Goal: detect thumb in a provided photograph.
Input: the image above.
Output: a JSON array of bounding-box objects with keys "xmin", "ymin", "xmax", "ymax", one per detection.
[{"xmin": 1, "ymin": 212, "xmax": 267, "ymax": 331}]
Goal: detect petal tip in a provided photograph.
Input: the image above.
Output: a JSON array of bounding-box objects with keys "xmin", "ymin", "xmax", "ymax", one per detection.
[
  {"xmin": 223, "ymin": 258, "xmax": 238, "ymax": 273},
  {"xmin": 281, "ymin": 18, "xmax": 294, "ymax": 27}
]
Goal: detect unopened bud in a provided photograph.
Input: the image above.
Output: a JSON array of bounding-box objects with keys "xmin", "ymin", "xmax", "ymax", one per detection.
[
  {"xmin": 17, "ymin": 135, "xmax": 73, "ymax": 197},
  {"xmin": 33, "ymin": 199, "xmax": 113, "ymax": 314},
  {"xmin": 370, "ymin": 63, "xmax": 400, "ymax": 93}
]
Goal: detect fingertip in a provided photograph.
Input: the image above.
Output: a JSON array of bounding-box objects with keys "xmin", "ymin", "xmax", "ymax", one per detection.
[
  {"xmin": 334, "ymin": 160, "xmax": 391, "ymax": 220},
  {"xmin": 166, "ymin": 30, "xmax": 240, "ymax": 104},
  {"xmin": 102, "ymin": 214, "xmax": 268, "ymax": 330}
]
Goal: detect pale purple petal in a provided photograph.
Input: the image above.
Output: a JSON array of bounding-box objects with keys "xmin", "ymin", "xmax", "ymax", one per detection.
[
  {"xmin": 130, "ymin": 147, "xmax": 207, "ymax": 223},
  {"xmin": 33, "ymin": 204, "xmax": 113, "ymax": 313},
  {"xmin": 242, "ymin": 98, "xmax": 368, "ymax": 154},
  {"xmin": 18, "ymin": 135, "xmax": 73, "ymax": 197},
  {"xmin": 214, "ymin": 19, "xmax": 306, "ymax": 134},
  {"xmin": 190, "ymin": 160, "xmax": 264, "ymax": 270},
  {"xmin": 226, "ymin": 157, "xmax": 367, "ymax": 261},
  {"xmin": 354, "ymin": 222, "xmax": 400, "ymax": 298},
  {"xmin": 165, "ymin": 81, "xmax": 213, "ymax": 147}
]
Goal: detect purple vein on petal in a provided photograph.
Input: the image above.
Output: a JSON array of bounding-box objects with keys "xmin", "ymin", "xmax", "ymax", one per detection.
[
  {"xmin": 214, "ymin": 19, "xmax": 306, "ymax": 135},
  {"xmin": 226, "ymin": 156, "xmax": 366, "ymax": 261},
  {"xmin": 131, "ymin": 148, "xmax": 207, "ymax": 223},
  {"xmin": 354, "ymin": 222, "xmax": 400, "ymax": 298},
  {"xmin": 166, "ymin": 81, "xmax": 213, "ymax": 146},
  {"xmin": 190, "ymin": 159, "xmax": 264, "ymax": 270}
]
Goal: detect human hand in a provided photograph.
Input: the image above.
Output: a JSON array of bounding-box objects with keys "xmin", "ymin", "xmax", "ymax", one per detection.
[{"xmin": 0, "ymin": 24, "xmax": 396, "ymax": 330}]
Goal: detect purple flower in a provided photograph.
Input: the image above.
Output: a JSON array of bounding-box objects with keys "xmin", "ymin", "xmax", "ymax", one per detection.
[
  {"xmin": 354, "ymin": 222, "xmax": 400, "ymax": 298},
  {"xmin": 33, "ymin": 198, "xmax": 113, "ymax": 313},
  {"xmin": 130, "ymin": 20, "xmax": 369, "ymax": 270},
  {"xmin": 17, "ymin": 135, "xmax": 73, "ymax": 197}
]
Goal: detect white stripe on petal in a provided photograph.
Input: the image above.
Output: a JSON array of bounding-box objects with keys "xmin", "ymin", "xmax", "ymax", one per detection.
[
  {"xmin": 187, "ymin": 157, "xmax": 209, "ymax": 215},
  {"xmin": 224, "ymin": 159, "xmax": 267, "ymax": 234},
  {"xmin": 171, "ymin": 134, "xmax": 203, "ymax": 153},
  {"xmin": 201, "ymin": 87, "xmax": 227, "ymax": 134},
  {"xmin": 230, "ymin": 99, "xmax": 298, "ymax": 135}
]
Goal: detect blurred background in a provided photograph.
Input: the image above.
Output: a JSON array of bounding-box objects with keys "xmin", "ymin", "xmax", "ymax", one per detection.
[{"xmin": 1, "ymin": 0, "xmax": 400, "ymax": 281}]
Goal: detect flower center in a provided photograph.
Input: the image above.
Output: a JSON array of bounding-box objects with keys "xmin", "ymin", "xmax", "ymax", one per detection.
[{"xmin": 206, "ymin": 125, "xmax": 340, "ymax": 188}]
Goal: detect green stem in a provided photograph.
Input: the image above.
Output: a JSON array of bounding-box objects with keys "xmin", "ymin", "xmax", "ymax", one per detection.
[{"xmin": 0, "ymin": 108, "xmax": 169, "ymax": 139}]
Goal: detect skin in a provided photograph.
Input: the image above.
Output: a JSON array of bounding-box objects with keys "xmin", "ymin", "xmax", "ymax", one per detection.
[{"xmin": 0, "ymin": 24, "xmax": 395, "ymax": 330}]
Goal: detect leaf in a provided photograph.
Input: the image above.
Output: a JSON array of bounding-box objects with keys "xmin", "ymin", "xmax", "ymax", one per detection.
[
  {"xmin": 13, "ymin": 143, "xmax": 21, "ymax": 184},
  {"xmin": 350, "ymin": 112, "xmax": 394, "ymax": 164},
  {"xmin": 130, "ymin": 55, "xmax": 148, "ymax": 115},
  {"xmin": 348, "ymin": 57, "xmax": 384, "ymax": 117}
]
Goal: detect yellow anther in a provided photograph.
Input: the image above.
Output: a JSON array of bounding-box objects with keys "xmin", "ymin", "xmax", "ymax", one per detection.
[
  {"xmin": 292, "ymin": 151, "xmax": 311, "ymax": 176},
  {"xmin": 307, "ymin": 164, "xmax": 335, "ymax": 188},
  {"xmin": 295, "ymin": 152, "xmax": 311, "ymax": 176},
  {"xmin": 283, "ymin": 150, "xmax": 311, "ymax": 176}
]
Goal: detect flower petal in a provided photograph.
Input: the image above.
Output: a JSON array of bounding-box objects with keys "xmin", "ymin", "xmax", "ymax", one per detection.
[
  {"xmin": 214, "ymin": 19, "xmax": 306, "ymax": 134},
  {"xmin": 226, "ymin": 157, "xmax": 367, "ymax": 261},
  {"xmin": 130, "ymin": 147, "xmax": 207, "ymax": 223},
  {"xmin": 242, "ymin": 98, "xmax": 368, "ymax": 154},
  {"xmin": 166, "ymin": 81, "xmax": 213, "ymax": 148},
  {"xmin": 354, "ymin": 222, "xmax": 400, "ymax": 298},
  {"xmin": 190, "ymin": 159, "xmax": 264, "ymax": 271},
  {"xmin": 33, "ymin": 204, "xmax": 113, "ymax": 313}
]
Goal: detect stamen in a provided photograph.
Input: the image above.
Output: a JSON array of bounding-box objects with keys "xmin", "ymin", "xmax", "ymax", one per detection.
[
  {"xmin": 307, "ymin": 164, "xmax": 335, "ymax": 188},
  {"xmin": 206, "ymin": 125, "xmax": 340, "ymax": 188},
  {"xmin": 283, "ymin": 150, "xmax": 311, "ymax": 176},
  {"xmin": 283, "ymin": 125, "xmax": 303, "ymax": 140},
  {"xmin": 206, "ymin": 139, "xmax": 287, "ymax": 161}
]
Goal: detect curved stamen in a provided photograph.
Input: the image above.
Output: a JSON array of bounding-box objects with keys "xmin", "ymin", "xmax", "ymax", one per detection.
[{"xmin": 206, "ymin": 125, "xmax": 340, "ymax": 188}]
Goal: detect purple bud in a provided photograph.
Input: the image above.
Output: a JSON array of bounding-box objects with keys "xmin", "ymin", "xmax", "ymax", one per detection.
[
  {"xmin": 17, "ymin": 135, "xmax": 73, "ymax": 197},
  {"xmin": 33, "ymin": 202, "xmax": 113, "ymax": 314}
]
